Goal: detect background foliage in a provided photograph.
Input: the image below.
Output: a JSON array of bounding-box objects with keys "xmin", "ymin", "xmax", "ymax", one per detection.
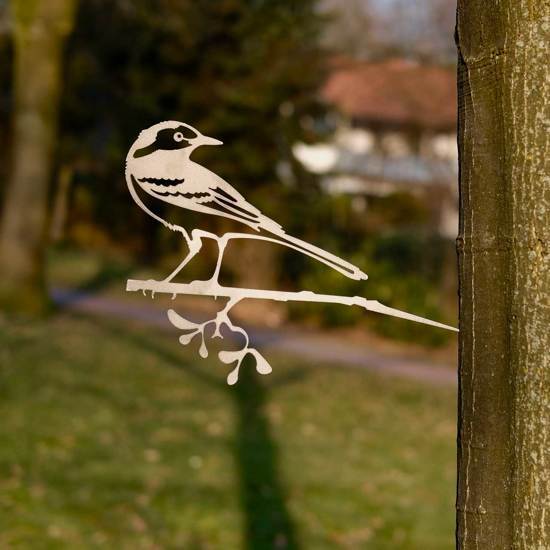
[{"xmin": 0, "ymin": 0, "xmax": 455, "ymax": 338}]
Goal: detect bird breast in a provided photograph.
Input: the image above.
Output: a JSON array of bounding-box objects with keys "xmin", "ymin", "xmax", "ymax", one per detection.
[{"xmin": 129, "ymin": 150, "xmax": 187, "ymax": 182}]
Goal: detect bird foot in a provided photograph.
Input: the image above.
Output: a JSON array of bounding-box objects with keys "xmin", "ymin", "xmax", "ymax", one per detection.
[
  {"xmin": 140, "ymin": 278, "xmax": 161, "ymax": 298},
  {"xmin": 141, "ymin": 277, "xmax": 179, "ymax": 298},
  {"xmin": 187, "ymin": 276, "xmax": 222, "ymax": 293}
]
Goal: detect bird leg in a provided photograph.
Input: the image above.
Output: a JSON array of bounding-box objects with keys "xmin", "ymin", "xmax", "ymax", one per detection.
[
  {"xmin": 204, "ymin": 233, "xmax": 265, "ymax": 285},
  {"xmin": 161, "ymin": 235, "xmax": 202, "ymax": 283},
  {"xmin": 209, "ymin": 236, "xmax": 229, "ymax": 285}
]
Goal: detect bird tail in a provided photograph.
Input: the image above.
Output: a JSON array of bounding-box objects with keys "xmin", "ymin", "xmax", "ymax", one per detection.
[{"xmin": 268, "ymin": 228, "xmax": 368, "ymax": 281}]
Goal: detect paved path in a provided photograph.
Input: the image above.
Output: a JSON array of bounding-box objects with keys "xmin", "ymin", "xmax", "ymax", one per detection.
[{"xmin": 52, "ymin": 288, "xmax": 457, "ymax": 386}]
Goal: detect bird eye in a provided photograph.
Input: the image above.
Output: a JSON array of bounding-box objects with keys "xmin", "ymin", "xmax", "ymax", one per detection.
[{"xmin": 174, "ymin": 132, "xmax": 185, "ymax": 142}]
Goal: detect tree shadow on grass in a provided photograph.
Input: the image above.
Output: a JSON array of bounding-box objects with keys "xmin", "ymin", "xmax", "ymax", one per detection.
[
  {"xmin": 85, "ymin": 314, "xmax": 302, "ymax": 549},
  {"xmin": 233, "ymin": 361, "xmax": 299, "ymax": 550}
]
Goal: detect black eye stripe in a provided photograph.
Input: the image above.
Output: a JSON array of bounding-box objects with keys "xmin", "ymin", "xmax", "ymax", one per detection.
[
  {"xmin": 133, "ymin": 143, "xmax": 156, "ymax": 158},
  {"xmin": 175, "ymin": 126, "xmax": 197, "ymax": 140},
  {"xmin": 154, "ymin": 127, "xmax": 197, "ymax": 149},
  {"xmin": 133, "ymin": 126, "xmax": 197, "ymax": 157}
]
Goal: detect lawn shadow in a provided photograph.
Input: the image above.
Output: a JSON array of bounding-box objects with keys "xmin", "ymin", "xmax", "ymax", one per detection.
[
  {"xmin": 81, "ymin": 313, "xmax": 301, "ymax": 549},
  {"xmin": 233, "ymin": 361, "xmax": 299, "ymax": 550}
]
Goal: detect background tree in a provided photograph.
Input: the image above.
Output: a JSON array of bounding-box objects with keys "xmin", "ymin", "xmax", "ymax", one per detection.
[
  {"xmin": 319, "ymin": 0, "xmax": 374, "ymax": 59},
  {"xmin": 456, "ymin": 1, "xmax": 549, "ymax": 548},
  {"xmin": 59, "ymin": 0, "xmax": 325, "ymax": 264},
  {"xmin": 0, "ymin": 0, "xmax": 327, "ymax": 308},
  {"xmin": 319, "ymin": 0, "xmax": 456, "ymax": 63},
  {"xmin": 0, "ymin": 0, "xmax": 457, "ymax": 341},
  {"xmin": 0, "ymin": 0, "xmax": 77, "ymax": 313}
]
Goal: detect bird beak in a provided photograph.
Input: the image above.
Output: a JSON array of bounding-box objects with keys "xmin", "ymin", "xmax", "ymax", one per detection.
[{"xmin": 198, "ymin": 135, "xmax": 223, "ymax": 146}]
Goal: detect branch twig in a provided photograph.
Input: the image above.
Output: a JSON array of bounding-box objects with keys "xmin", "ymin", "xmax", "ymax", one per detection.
[{"xmin": 126, "ymin": 278, "xmax": 458, "ymax": 332}]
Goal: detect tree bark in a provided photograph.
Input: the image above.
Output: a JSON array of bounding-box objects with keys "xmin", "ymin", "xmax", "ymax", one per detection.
[
  {"xmin": 50, "ymin": 164, "xmax": 74, "ymax": 243},
  {"xmin": 456, "ymin": 1, "xmax": 549, "ymax": 548},
  {"xmin": 0, "ymin": 0, "xmax": 77, "ymax": 313}
]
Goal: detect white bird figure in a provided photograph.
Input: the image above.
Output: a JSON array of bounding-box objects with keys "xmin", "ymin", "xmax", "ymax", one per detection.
[
  {"xmin": 125, "ymin": 120, "xmax": 368, "ymax": 285},
  {"xmin": 125, "ymin": 121, "xmax": 457, "ymax": 384}
]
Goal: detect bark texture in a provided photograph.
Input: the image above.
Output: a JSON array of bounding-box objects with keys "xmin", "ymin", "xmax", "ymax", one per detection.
[
  {"xmin": 0, "ymin": 0, "xmax": 77, "ymax": 313},
  {"xmin": 456, "ymin": 1, "xmax": 549, "ymax": 548}
]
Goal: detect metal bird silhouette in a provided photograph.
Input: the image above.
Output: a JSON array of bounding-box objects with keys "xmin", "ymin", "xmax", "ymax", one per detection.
[
  {"xmin": 126, "ymin": 121, "xmax": 368, "ymax": 284},
  {"xmin": 125, "ymin": 121, "xmax": 457, "ymax": 385}
]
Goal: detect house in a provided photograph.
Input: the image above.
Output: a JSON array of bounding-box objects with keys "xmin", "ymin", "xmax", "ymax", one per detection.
[{"xmin": 293, "ymin": 58, "xmax": 458, "ymax": 238}]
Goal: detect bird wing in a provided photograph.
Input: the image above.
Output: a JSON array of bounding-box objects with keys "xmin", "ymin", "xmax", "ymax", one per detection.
[
  {"xmin": 199, "ymin": 168, "xmax": 283, "ymax": 232},
  {"xmin": 206, "ymin": 185, "xmax": 264, "ymax": 225},
  {"xmin": 133, "ymin": 168, "xmax": 367, "ymax": 281},
  {"xmin": 137, "ymin": 168, "xmax": 280, "ymax": 231}
]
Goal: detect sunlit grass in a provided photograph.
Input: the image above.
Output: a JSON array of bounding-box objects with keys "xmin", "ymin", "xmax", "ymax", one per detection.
[{"xmin": 0, "ymin": 312, "xmax": 455, "ymax": 549}]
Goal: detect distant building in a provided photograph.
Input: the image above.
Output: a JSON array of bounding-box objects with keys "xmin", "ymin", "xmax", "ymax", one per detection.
[{"xmin": 293, "ymin": 58, "xmax": 458, "ymax": 238}]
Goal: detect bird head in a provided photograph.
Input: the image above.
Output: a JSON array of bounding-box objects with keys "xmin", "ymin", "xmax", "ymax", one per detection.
[{"xmin": 127, "ymin": 121, "xmax": 222, "ymax": 165}]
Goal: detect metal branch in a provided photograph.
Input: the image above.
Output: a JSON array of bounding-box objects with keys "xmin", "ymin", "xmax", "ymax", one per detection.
[{"xmin": 126, "ymin": 278, "xmax": 458, "ymax": 332}]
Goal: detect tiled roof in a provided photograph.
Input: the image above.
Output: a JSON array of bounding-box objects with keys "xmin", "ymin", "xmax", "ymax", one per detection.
[{"xmin": 322, "ymin": 58, "xmax": 456, "ymax": 131}]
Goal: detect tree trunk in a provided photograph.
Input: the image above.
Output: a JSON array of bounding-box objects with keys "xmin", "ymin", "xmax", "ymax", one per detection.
[
  {"xmin": 456, "ymin": 1, "xmax": 549, "ymax": 548},
  {"xmin": 50, "ymin": 164, "xmax": 74, "ymax": 243},
  {"xmin": 0, "ymin": 0, "xmax": 77, "ymax": 313}
]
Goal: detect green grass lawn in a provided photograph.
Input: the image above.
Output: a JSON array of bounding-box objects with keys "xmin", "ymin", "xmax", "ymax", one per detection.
[{"xmin": 0, "ymin": 310, "xmax": 456, "ymax": 549}]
